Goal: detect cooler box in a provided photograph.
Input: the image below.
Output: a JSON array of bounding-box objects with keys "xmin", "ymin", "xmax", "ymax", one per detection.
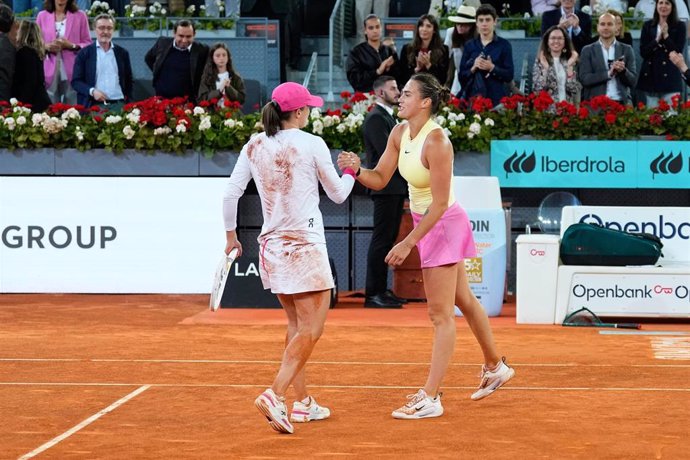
[{"xmin": 516, "ymin": 234, "xmax": 560, "ymax": 323}]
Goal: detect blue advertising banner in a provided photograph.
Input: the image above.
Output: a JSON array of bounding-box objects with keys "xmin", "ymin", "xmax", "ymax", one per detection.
[
  {"xmin": 491, "ymin": 140, "xmax": 638, "ymax": 188},
  {"xmin": 491, "ymin": 140, "xmax": 690, "ymax": 189},
  {"xmin": 636, "ymin": 141, "xmax": 690, "ymax": 189}
]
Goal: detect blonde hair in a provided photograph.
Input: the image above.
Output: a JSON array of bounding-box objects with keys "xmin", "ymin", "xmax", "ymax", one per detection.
[{"xmin": 16, "ymin": 20, "xmax": 46, "ymax": 60}]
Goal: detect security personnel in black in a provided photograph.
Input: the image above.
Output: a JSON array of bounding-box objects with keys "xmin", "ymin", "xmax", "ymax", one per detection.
[{"xmin": 362, "ymin": 75, "xmax": 407, "ymax": 308}]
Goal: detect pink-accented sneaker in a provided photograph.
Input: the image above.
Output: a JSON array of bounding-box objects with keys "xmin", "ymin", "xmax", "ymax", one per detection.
[
  {"xmin": 290, "ymin": 396, "xmax": 331, "ymax": 423},
  {"xmin": 255, "ymin": 388, "xmax": 294, "ymax": 434},
  {"xmin": 391, "ymin": 389, "xmax": 443, "ymax": 419},
  {"xmin": 471, "ymin": 357, "xmax": 515, "ymax": 401}
]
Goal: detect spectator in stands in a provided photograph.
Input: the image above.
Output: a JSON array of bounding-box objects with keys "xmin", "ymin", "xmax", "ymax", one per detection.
[
  {"xmin": 198, "ymin": 42, "xmax": 246, "ymax": 106},
  {"xmin": 361, "ymin": 75, "xmax": 406, "ymax": 309},
  {"xmin": 444, "ymin": 5, "xmax": 476, "ymax": 96},
  {"xmin": 541, "ymin": 0, "xmax": 592, "ymax": 53},
  {"xmin": 397, "ymin": 14, "xmax": 449, "ymax": 90},
  {"xmin": 11, "ymin": 20, "xmax": 50, "ymax": 112},
  {"xmin": 0, "ymin": 3, "xmax": 16, "ymax": 103},
  {"xmin": 532, "ymin": 25, "xmax": 582, "ymax": 104},
  {"xmin": 636, "ymin": 0, "xmax": 689, "ymax": 21},
  {"xmin": 669, "ymin": 49, "xmax": 690, "ymax": 84},
  {"xmin": 37, "ymin": 0, "xmax": 92, "ymax": 105},
  {"xmin": 636, "ymin": 0, "xmax": 686, "ymax": 107},
  {"xmin": 71, "ymin": 14, "xmax": 133, "ymax": 110},
  {"xmin": 346, "ymin": 14, "xmax": 398, "ymax": 93},
  {"xmin": 608, "ymin": 8, "xmax": 633, "ymax": 46},
  {"xmin": 578, "ymin": 12, "xmax": 637, "ymax": 102},
  {"xmin": 355, "ymin": 0, "xmax": 389, "ymax": 42},
  {"xmin": 145, "ymin": 20, "xmax": 208, "ymax": 103},
  {"xmin": 532, "ymin": 0, "xmax": 560, "ymax": 16},
  {"xmin": 458, "ymin": 4, "xmax": 514, "ymax": 107}
]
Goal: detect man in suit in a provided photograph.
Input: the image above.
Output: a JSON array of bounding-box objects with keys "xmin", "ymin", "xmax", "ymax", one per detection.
[
  {"xmin": 578, "ymin": 12, "xmax": 637, "ymax": 102},
  {"xmin": 362, "ymin": 75, "xmax": 407, "ymax": 309},
  {"xmin": 71, "ymin": 14, "xmax": 132, "ymax": 109},
  {"xmin": 145, "ymin": 19, "xmax": 208, "ymax": 103},
  {"xmin": 541, "ymin": 0, "xmax": 592, "ymax": 53},
  {"xmin": 0, "ymin": 3, "xmax": 15, "ymax": 103}
]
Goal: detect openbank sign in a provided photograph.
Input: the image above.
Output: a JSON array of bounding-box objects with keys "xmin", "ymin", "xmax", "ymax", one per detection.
[
  {"xmin": 490, "ymin": 140, "xmax": 690, "ymax": 188},
  {"xmin": 1, "ymin": 225, "xmax": 117, "ymax": 249}
]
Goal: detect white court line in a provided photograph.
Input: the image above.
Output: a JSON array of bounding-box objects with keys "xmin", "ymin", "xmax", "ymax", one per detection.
[
  {"xmin": 1, "ymin": 382, "xmax": 689, "ymax": 392},
  {"xmin": 17, "ymin": 385, "xmax": 150, "ymax": 460},
  {"xmin": 1, "ymin": 358, "xmax": 690, "ymax": 367},
  {"xmin": 652, "ymin": 337, "xmax": 690, "ymax": 360}
]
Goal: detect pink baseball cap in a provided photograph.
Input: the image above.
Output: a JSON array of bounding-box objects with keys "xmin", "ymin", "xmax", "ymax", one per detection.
[{"xmin": 271, "ymin": 82, "xmax": 323, "ymax": 112}]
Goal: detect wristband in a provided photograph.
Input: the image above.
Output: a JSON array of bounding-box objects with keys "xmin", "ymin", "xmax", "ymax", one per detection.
[{"xmin": 342, "ymin": 167, "xmax": 356, "ymax": 178}]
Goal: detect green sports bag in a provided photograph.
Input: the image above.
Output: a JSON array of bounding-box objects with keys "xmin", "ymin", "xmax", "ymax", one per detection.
[{"xmin": 560, "ymin": 223, "xmax": 663, "ymax": 266}]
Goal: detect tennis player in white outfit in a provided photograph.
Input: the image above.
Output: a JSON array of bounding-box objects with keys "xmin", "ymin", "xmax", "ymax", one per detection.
[{"xmin": 223, "ymin": 82, "xmax": 358, "ymax": 434}]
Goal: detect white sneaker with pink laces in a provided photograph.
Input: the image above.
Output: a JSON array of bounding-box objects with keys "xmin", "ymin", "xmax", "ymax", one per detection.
[{"xmin": 471, "ymin": 357, "xmax": 515, "ymax": 401}]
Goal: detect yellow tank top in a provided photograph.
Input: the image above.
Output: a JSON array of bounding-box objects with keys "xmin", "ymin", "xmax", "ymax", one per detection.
[{"xmin": 398, "ymin": 118, "xmax": 455, "ymax": 214}]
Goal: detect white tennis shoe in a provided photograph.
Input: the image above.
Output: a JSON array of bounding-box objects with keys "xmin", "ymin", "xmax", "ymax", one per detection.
[
  {"xmin": 255, "ymin": 388, "xmax": 294, "ymax": 434},
  {"xmin": 471, "ymin": 357, "xmax": 515, "ymax": 401},
  {"xmin": 391, "ymin": 389, "xmax": 443, "ymax": 419},
  {"xmin": 290, "ymin": 396, "xmax": 331, "ymax": 423}
]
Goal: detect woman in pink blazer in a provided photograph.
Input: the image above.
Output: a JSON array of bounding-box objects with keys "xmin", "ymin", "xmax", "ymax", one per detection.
[{"xmin": 36, "ymin": 0, "xmax": 91, "ymax": 105}]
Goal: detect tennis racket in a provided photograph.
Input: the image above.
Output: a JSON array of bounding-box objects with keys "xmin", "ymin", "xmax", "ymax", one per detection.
[{"xmin": 209, "ymin": 248, "xmax": 239, "ymax": 312}]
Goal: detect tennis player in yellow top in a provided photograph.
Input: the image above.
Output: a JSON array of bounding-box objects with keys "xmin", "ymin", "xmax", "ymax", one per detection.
[{"xmin": 338, "ymin": 73, "xmax": 514, "ymax": 419}]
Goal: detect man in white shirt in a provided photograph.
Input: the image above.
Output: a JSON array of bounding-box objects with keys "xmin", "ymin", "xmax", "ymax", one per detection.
[
  {"xmin": 71, "ymin": 14, "xmax": 133, "ymax": 109},
  {"xmin": 578, "ymin": 12, "xmax": 637, "ymax": 102}
]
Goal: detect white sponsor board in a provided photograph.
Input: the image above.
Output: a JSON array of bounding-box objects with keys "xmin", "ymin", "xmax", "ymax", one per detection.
[
  {"xmin": 0, "ymin": 177, "xmax": 229, "ymax": 293},
  {"xmin": 566, "ymin": 273, "xmax": 690, "ymax": 316},
  {"xmin": 561, "ymin": 206, "xmax": 690, "ymax": 263}
]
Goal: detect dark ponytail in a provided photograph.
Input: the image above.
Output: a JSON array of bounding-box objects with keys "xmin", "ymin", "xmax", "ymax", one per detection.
[
  {"xmin": 410, "ymin": 73, "xmax": 450, "ymax": 115},
  {"xmin": 261, "ymin": 100, "xmax": 292, "ymax": 137}
]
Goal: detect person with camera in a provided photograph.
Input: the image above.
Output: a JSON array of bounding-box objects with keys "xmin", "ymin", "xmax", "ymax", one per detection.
[{"xmin": 578, "ymin": 11, "xmax": 637, "ymax": 103}]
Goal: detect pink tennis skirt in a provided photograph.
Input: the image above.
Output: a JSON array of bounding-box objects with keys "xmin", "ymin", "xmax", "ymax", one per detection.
[
  {"xmin": 259, "ymin": 238, "xmax": 334, "ymax": 294},
  {"xmin": 411, "ymin": 202, "xmax": 477, "ymax": 269}
]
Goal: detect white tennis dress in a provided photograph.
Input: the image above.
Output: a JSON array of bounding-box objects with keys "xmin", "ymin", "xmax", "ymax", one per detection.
[{"xmin": 223, "ymin": 128, "xmax": 355, "ymax": 294}]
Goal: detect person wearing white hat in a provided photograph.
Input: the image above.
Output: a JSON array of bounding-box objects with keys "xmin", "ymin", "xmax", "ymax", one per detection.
[{"xmin": 444, "ymin": 5, "xmax": 477, "ymax": 95}]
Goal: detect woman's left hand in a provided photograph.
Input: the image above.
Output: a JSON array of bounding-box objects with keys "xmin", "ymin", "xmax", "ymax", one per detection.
[
  {"xmin": 385, "ymin": 241, "xmax": 413, "ymax": 267},
  {"xmin": 60, "ymin": 38, "xmax": 75, "ymax": 50}
]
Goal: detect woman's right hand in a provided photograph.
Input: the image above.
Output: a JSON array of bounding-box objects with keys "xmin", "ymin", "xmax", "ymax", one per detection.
[
  {"xmin": 225, "ymin": 231, "xmax": 242, "ymax": 257},
  {"xmin": 567, "ymin": 50, "xmax": 579, "ymax": 68},
  {"xmin": 337, "ymin": 151, "xmax": 360, "ymax": 173},
  {"xmin": 538, "ymin": 51, "xmax": 549, "ymax": 69}
]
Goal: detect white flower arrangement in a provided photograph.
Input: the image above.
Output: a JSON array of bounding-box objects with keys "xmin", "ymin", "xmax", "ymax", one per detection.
[
  {"xmin": 123, "ymin": 125, "xmax": 136, "ymax": 139},
  {"xmin": 198, "ymin": 116, "xmax": 212, "ymax": 131}
]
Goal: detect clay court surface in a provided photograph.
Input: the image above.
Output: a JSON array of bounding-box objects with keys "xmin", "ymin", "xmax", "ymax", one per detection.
[{"xmin": 1, "ymin": 294, "xmax": 689, "ymax": 459}]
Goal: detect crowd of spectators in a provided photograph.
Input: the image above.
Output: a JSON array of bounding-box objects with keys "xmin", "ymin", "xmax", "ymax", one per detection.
[
  {"xmin": 347, "ymin": 0, "xmax": 690, "ymax": 109},
  {"xmin": 2, "ymin": 0, "xmax": 690, "ymax": 112},
  {"xmin": 0, "ymin": 3, "xmax": 246, "ymax": 109}
]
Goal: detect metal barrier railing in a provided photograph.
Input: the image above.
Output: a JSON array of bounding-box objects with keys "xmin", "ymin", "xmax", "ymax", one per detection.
[
  {"xmin": 302, "ymin": 51, "xmax": 319, "ymax": 93},
  {"xmin": 327, "ymin": 0, "xmax": 347, "ymax": 102}
]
